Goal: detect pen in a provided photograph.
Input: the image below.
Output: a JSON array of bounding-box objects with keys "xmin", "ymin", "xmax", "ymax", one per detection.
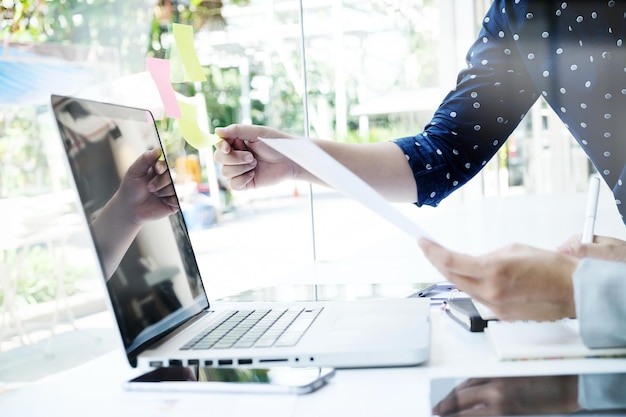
[{"xmin": 581, "ymin": 175, "xmax": 601, "ymax": 244}]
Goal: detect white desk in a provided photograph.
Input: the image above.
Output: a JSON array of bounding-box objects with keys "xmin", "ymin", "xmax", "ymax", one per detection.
[{"xmin": 2, "ymin": 301, "xmax": 626, "ymax": 417}]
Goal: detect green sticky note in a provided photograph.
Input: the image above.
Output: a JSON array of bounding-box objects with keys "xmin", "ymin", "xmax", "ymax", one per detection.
[
  {"xmin": 172, "ymin": 23, "xmax": 207, "ymax": 83},
  {"xmin": 178, "ymin": 101, "xmax": 221, "ymax": 149}
]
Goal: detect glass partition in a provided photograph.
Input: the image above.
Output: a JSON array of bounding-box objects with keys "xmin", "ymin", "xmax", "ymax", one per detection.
[{"xmin": 0, "ymin": 0, "xmax": 604, "ymax": 381}]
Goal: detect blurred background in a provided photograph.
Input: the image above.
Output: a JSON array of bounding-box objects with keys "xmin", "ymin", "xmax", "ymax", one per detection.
[{"xmin": 1, "ymin": 0, "xmax": 623, "ymax": 389}]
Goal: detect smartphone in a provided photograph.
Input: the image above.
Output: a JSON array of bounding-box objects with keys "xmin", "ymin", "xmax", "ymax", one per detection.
[{"xmin": 124, "ymin": 366, "xmax": 335, "ymax": 395}]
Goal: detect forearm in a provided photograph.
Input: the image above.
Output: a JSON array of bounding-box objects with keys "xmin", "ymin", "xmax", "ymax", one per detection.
[
  {"xmin": 303, "ymin": 139, "xmax": 417, "ymax": 203},
  {"xmin": 91, "ymin": 191, "xmax": 142, "ymax": 280}
]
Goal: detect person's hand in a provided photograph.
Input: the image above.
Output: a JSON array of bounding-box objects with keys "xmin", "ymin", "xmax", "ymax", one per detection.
[
  {"xmin": 432, "ymin": 375, "xmax": 579, "ymax": 417},
  {"xmin": 213, "ymin": 124, "xmax": 299, "ymax": 191},
  {"xmin": 557, "ymin": 234, "xmax": 626, "ymax": 263},
  {"xmin": 117, "ymin": 148, "xmax": 179, "ymax": 225},
  {"xmin": 93, "ymin": 148, "xmax": 179, "ymax": 279},
  {"xmin": 417, "ymin": 239, "xmax": 579, "ymax": 321}
]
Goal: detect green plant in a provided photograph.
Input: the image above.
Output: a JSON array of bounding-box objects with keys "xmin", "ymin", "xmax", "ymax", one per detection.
[
  {"xmin": 0, "ymin": 245, "xmax": 87, "ymax": 306},
  {"xmin": 0, "ymin": 107, "xmax": 54, "ymax": 198}
]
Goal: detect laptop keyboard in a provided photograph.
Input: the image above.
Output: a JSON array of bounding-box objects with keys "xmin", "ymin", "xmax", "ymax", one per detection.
[{"xmin": 181, "ymin": 307, "xmax": 323, "ymax": 350}]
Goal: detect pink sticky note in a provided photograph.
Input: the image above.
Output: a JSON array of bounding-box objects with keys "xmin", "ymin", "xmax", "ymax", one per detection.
[{"xmin": 146, "ymin": 57, "xmax": 182, "ymax": 119}]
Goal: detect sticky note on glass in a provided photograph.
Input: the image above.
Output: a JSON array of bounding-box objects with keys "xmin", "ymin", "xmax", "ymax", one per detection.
[
  {"xmin": 170, "ymin": 23, "xmax": 206, "ymax": 83},
  {"xmin": 146, "ymin": 57, "xmax": 182, "ymax": 119},
  {"xmin": 178, "ymin": 101, "xmax": 221, "ymax": 149}
]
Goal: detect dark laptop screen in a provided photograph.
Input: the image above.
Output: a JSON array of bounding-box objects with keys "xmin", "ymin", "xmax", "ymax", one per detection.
[{"xmin": 51, "ymin": 95, "xmax": 209, "ymax": 364}]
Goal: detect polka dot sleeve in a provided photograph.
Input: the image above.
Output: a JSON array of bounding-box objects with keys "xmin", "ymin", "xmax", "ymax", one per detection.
[{"xmin": 393, "ymin": 0, "xmax": 539, "ymax": 207}]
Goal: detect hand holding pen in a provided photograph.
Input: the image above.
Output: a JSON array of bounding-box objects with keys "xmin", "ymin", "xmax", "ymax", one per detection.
[
  {"xmin": 557, "ymin": 176, "xmax": 626, "ymax": 262},
  {"xmin": 558, "ymin": 235, "xmax": 626, "ymax": 263}
]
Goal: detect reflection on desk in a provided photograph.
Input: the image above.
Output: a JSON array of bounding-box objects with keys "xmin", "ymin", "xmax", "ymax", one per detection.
[{"xmin": 431, "ymin": 372, "xmax": 626, "ymax": 417}]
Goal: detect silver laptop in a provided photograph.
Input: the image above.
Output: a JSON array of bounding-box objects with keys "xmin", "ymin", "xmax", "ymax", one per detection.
[{"xmin": 50, "ymin": 94, "xmax": 430, "ymax": 369}]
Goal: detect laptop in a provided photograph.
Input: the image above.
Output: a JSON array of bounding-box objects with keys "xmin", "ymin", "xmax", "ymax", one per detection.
[{"xmin": 50, "ymin": 94, "xmax": 431, "ymax": 369}]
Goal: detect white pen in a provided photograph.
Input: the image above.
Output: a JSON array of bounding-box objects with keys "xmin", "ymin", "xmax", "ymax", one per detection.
[{"xmin": 581, "ymin": 175, "xmax": 601, "ymax": 244}]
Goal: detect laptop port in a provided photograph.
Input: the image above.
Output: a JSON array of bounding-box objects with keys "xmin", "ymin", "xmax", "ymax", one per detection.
[
  {"xmin": 237, "ymin": 359, "xmax": 253, "ymax": 365},
  {"xmin": 169, "ymin": 359, "xmax": 183, "ymax": 366},
  {"xmin": 188, "ymin": 359, "xmax": 200, "ymax": 366},
  {"xmin": 149, "ymin": 361, "xmax": 163, "ymax": 368},
  {"xmin": 218, "ymin": 359, "xmax": 233, "ymax": 365}
]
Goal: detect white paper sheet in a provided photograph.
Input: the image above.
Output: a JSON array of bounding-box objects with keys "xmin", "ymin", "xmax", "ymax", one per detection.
[{"xmin": 259, "ymin": 137, "xmax": 435, "ymax": 241}]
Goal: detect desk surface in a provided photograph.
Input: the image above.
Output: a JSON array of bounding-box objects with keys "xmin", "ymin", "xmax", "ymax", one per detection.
[{"xmin": 2, "ymin": 303, "xmax": 626, "ymax": 417}]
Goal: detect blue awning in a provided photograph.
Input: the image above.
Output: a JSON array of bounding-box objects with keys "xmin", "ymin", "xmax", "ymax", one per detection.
[{"xmin": 0, "ymin": 43, "xmax": 104, "ymax": 107}]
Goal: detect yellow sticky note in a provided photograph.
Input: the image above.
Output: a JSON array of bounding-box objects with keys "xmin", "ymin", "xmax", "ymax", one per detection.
[
  {"xmin": 178, "ymin": 101, "xmax": 221, "ymax": 149},
  {"xmin": 172, "ymin": 23, "xmax": 207, "ymax": 83}
]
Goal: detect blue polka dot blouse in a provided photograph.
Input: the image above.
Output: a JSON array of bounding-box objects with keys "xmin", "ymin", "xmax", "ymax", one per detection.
[{"xmin": 393, "ymin": 0, "xmax": 626, "ymax": 223}]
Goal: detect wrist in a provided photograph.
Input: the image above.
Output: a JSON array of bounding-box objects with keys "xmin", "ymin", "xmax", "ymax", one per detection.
[{"xmin": 108, "ymin": 190, "xmax": 143, "ymax": 229}]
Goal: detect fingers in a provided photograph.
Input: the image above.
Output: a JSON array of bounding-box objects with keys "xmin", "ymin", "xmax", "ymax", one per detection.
[
  {"xmin": 147, "ymin": 169, "xmax": 171, "ymax": 191},
  {"xmin": 214, "ymin": 147, "xmax": 255, "ymax": 166},
  {"xmin": 556, "ymin": 234, "xmax": 585, "ymax": 256},
  {"xmin": 214, "ymin": 126, "xmax": 263, "ymax": 156},
  {"xmin": 128, "ymin": 148, "xmax": 162, "ymax": 178},
  {"xmin": 215, "ymin": 138, "xmax": 232, "ymax": 154},
  {"xmin": 418, "ymin": 239, "xmax": 483, "ymax": 285},
  {"xmin": 215, "ymin": 124, "xmax": 287, "ymax": 142},
  {"xmin": 154, "ymin": 159, "xmax": 167, "ymax": 175},
  {"xmin": 433, "ymin": 383, "xmax": 489, "ymax": 417},
  {"xmin": 219, "ymin": 157, "xmax": 256, "ymax": 178},
  {"xmin": 162, "ymin": 195, "xmax": 180, "ymax": 211},
  {"xmin": 215, "ymin": 124, "xmax": 259, "ymax": 141},
  {"xmin": 213, "ymin": 137, "xmax": 259, "ymax": 190},
  {"xmin": 557, "ymin": 235, "xmax": 626, "ymax": 261},
  {"xmin": 228, "ymin": 170, "xmax": 256, "ymax": 191}
]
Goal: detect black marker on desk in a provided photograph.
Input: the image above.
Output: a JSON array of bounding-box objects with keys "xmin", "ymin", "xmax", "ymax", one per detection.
[{"xmin": 581, "ymin": 175, "xmax": 601, "ymax": 244}]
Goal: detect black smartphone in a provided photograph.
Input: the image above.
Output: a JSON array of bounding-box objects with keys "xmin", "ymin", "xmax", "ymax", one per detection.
[{"xmin": 124, "ymin": 366, "xmax": 335, "ymax": 395}]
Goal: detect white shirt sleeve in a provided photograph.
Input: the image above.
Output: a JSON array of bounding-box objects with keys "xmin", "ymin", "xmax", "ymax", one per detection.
[{"xmin": 573, "ymin": 259, "xmax": 626, "ymax": 349}]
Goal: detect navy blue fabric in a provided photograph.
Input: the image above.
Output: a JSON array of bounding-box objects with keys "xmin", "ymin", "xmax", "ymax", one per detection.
[{"xmin": 394, "ymin": 0, "xmax": 626, "ymax": 224}]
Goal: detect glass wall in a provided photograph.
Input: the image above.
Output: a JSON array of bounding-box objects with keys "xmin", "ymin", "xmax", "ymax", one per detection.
[{"xmin": 0, "ymin": 0, "xmax": 600, "ymax": 381}]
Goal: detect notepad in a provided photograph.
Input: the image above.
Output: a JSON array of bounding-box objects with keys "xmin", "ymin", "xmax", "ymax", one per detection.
[{"xmin": 486, "ymin": 319, "xmax": 626, "ymax": 360}]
